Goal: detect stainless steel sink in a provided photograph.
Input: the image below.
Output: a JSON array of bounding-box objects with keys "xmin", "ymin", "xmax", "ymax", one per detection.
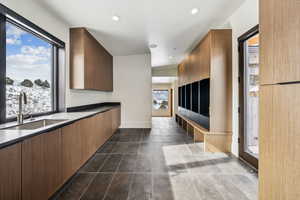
[{"xmin": 2, "ymin": 119, "xmax": 67, "ymax": 130}]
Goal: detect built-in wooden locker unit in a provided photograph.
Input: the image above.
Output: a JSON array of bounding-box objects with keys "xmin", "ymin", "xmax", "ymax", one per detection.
[
  {"xmin": 259, "ymin": 0, "xmax": 300, "ymax": 199},
  {"xmin": 177, "ymin": 29, "xmax": 232, "ymax": 152}
]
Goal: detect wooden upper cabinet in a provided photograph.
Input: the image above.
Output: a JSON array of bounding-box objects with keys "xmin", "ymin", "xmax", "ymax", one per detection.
[
  {"xmin": 0, "ymin": 143, "xmax": 21, "ymax": 200},
  {"xmin": 260, "ymin": 0, "xmax": 300, "ymax": 84},
  {"xmin": 22, "ymin": 129, "xmax": 62, "ymax": 200},
  {"xmin": 70, "ymin": 28, "xmax": 113, "ymax": 91}
]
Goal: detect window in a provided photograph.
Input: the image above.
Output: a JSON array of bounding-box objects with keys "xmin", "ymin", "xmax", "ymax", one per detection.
[
  {"xmin": 6, "ymin": 22, "xmax": 54, "ymax": 118},
  {"xmin": 0, "ymin": 4, "xmax": 65, "ymax": 123},
  {"xmin": 152, "ymin": 90, "xmax": 169, "ymax": 110}
]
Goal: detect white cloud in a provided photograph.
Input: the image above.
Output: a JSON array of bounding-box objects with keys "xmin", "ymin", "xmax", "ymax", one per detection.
[
  {"xmin": 6, "ymin": 23, "xmax": 26, "ymax": 45},
  {"xmin": 6, "ymin": 38, "xmax": 21, "ymax": 45},
  {"xmin": 21, "ymin": 46, "xmax": 51, "ymax": 57},
  {"xmin": 7, "ymin": 54, "xmax": 47, "ymax": 67},
  {"xmin": 7, "ymin": 45, "xmax": 51, "ymax": 70}
]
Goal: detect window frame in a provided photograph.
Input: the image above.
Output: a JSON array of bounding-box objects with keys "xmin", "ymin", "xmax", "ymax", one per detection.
[
  {"xmin": 0, "ymin": 4, "xmax": 65, "ymax": 124},
  {"xmin": 152, "ymin": 89, "xmax": 170, "ymax": 110},
  {"xmin": 238, "ymin": 24, "xmax": 259, "ymax": 170}
]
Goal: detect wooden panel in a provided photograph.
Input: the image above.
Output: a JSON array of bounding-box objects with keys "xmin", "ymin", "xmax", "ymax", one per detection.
[
  {"xmin": 259, "ymin": 84, "xmax": 300, "ymax": 200},
  {"xmin": 199, "ymin": 33, "xmax": 211, "ymax": 80},
  {"xmin": 209, "ymin": 29, "xmax": 232, "ymax": 132},
  {"xmin": 194, "ymin": 129, "xmax": 204, "ymax": 142},
  {"xmin": 80, "ymin": 116, "xmax": 97, "ymax": 163},
  {"xmin": 94, "ymin": 113, "xmax": 106, "ymax": 148},
  {"xmin": 70, "ymin": 27, "xmax": 113, "ymax": 91},
  {"xmin": 22, "ymin": 129, "xmax": 62, "ymax": 200},
  {"xmin": 259, "ymin": 0, "xmax": 274, "ymax": 84},
  {"xmin": 204, "ymin": 134, "xmax": 232, "ymax": 153},
  {"xmin": 111, "ymin": 106, "xmax": 121, "ymax": 133},
  {"xmin": 178, "ymin": 63, "xmax": 184, "ymax": 86},
  {"xmin": 70, "ymin": 28, "xmax": 85, "ymax": 89},
  {"xmin": 61, "ymin": 122, "xmax": 83, "ymax": 183},
  {"xmin": 260, "ymin": 0, "xmax": 300, "ymax": 84},
  {"xmin": 84, "ymin": 28, "xmax": 113, "ymax": 91},
  {"xmin": 0, "ymin": 144, "xmax": 21, "ymax": 200},
  {"xmin": 103, "ymin": 110, "xmax": 113, "ymax": 140}
]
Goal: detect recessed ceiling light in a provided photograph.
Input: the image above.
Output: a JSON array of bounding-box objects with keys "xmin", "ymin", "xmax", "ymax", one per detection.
[
  {"xmin": 149, "ymin": 44, "xmax": 158, "ymax": 49},
  {"xmin": 112, "ymin": 15, "xmax": 120, "ymax": 21},
  {"xmin": 191, "ymin": 8, "xmax": 199, "ymax": 15}
]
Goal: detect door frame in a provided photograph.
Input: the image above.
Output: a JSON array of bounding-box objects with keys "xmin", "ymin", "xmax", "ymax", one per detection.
[
  {"xmin": 152, "ymin": 89, "xmax": 172, "ymax": 117},
  {"xmin": 238, "ymin": 25, "xmax": 259, "ymax": 169}
]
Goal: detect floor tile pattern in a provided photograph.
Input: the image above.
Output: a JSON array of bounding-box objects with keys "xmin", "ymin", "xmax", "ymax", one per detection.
[{"xmin": 53, "ymin": 117, "xmax": 258, "ymax": 200}]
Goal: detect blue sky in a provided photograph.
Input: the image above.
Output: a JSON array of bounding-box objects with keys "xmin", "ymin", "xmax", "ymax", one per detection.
[{"xmin": 6, "ymin": 22, "xmax": 52, "ymax": 82}]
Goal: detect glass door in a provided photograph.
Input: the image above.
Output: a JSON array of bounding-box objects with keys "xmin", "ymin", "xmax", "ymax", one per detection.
[
  {"xmin": 238, "ymin": 26, "xmax": 259, "ymax": 169},
  {"xmin": 152, "ymin": 89, "xmax": 171, "ymax": 117}
]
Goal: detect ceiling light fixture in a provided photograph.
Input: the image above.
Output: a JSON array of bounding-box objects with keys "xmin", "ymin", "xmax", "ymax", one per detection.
[
  {"xmin": 112, "ymin": 15, "xmax": 120, "ymax": 21},
  {"xmin": 191, "ymin": 8, "xmax": 199, "ymax": 15},
  {"xmin": 149, "ymin": 44, "xmax": 158, "ymax": 49}
]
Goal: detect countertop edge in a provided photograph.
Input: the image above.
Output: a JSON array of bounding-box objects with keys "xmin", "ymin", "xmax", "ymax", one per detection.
[{"xmin": 0, "ymin": 104, "xmax": 120, "ymax": 149}]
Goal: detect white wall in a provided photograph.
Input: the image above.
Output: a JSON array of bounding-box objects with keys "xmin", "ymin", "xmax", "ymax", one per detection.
[
  {"xmin": 171, "ymin": 80, "xmax": 178, "ymax": 117},
  {"xmin": 108, "ymin": 54, "xmax": 152, "ymax": 128},
  {"xmin": 2, "ymin": 0, "xmax": 152, "ymax": 128},
  {"xmin": 224, "ymin": 0, "xmax": 259, "ymax": 156}
]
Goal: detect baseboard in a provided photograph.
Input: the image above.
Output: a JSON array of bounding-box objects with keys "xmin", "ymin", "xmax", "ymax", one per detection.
[
  {"xmin": 230, "ymin": 153, "xmax": 258, "ymax": 173},
  {"xmin": 120, "ymin": 121, "xmax": 152, "ymax": 129}
]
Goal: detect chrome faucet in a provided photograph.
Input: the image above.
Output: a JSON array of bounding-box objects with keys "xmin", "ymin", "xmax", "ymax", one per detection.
[{"xmin": 17, "ymin": 92, "xmax": 27, "ymax": 124}]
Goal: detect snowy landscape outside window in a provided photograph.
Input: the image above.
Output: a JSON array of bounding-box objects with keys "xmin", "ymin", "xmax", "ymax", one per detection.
[
  {"xmin": 152, "ymin": 90, "xmax": 169, "ymax": 110},
  {"xmin": 6, "ymin": 22, "xmax": 54, "ymax": 118}
]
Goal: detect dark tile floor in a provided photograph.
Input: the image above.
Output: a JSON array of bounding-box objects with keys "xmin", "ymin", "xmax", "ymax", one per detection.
[{"xmin": 53, "ymin": 117, "xmax": 258, "ymax": 200}]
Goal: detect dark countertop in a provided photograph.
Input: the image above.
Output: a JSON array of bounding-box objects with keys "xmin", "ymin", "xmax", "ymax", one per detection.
[{"xmin": 0, "ymin": 103, "xmax": 120, "ymax": 149}]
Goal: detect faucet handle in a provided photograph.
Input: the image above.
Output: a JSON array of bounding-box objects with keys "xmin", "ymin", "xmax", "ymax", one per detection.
[{"xmin": 23, "ymin": 92, "xmax": 27, "ymax": 104}]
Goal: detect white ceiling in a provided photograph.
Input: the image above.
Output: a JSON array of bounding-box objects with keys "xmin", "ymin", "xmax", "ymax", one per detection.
[
  {"xmin": 152, "ymin": 77, "xmax": 177, "ymax": 84},
  {"xmin": 35, "ymin": 0, "xmax": 244, "ymax": 67}
]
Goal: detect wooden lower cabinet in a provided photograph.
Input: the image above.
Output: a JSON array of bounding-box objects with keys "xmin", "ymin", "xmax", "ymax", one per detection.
[
  {"xmin": 0, "ymin": 107, "xmax": 120, "ymax": 200},
  {"xmin": 259, "ymin": 84, "xmax": 300, "ymax": 200},
  {"xmin": 103, "ymin": 110, "xmax": 113, "ymax": 140},
  {"xmin": 61, "ymin": 122, "xmax": 83, "ymax": 182},
  {"xmin": 79, "ymin": 116, "xmax": 96, "ymax": 164},
  {"xmin": 0, "ymin": 143, "xmax": 21, "ymax": 200},
  {"xmin": 22, "ymin": 129, "xmax": 62, "ymax": 200},
  {"xmin": 94, "ymin": 113, "xmax": 106, "ymax": 148},
  {"xmin": 111, "ymin": 106, "xmax": 121, "ymax": 134}
]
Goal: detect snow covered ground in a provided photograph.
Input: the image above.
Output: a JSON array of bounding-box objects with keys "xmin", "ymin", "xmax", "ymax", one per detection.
[{"xmin": 6, "ymin": 82, "xmax": 52, "ymax": 118}]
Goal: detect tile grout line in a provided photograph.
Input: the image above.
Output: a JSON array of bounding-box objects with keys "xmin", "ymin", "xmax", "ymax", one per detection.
[
  {"xmin": 78, "ymin": 172, "xmax": 97, "ymax": 200},
  {"xmin": 101, "ymin": 153, "xmax": 124, "ymax": 200},
  {"xmin": 78, "ymin": 150, "xmax": 112, "ymax": 200}
]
